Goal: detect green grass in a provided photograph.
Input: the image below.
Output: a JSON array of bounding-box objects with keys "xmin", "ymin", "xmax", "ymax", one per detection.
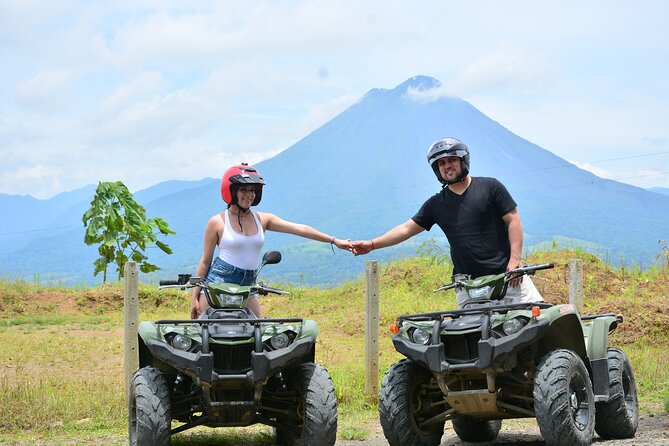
[{"xmin": 0, "ymin": 248, "xmax": 668, "ymax": 444}]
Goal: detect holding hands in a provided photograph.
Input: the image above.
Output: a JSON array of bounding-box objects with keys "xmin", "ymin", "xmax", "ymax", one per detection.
[
  {"xmin": 329, "ymin": 237, "xmax": 374, "ymax": 255},
  {"xmin": 331, "ymin": 237, "xmax": 354, "ymax": 252},
  {"xmin": 351, "ymin": 240, "xmax": 374, "ymax": 256}
]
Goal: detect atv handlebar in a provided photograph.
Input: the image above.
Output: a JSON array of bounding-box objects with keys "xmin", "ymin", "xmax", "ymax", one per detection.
[
  {"xmin": 159, "ymin": 279, "xmax": 180, "ymax": 286},
  {"xmin": 432, "ymin": 282, "xmax": 461, "ymax": 293},
  {"xmin": 433, "ymin": 263, "xmax": 555, "ymax": 292},
  {"xmin": 158, "ymin": 275, "xmax": 289, "ymax": 296},
  {"xmin": 509, "ymin": 263, "xmax": 555, "ymax": 275},
  {"xmin": 251, "ymin": 284, "xmax": 290, "ymax": 296}
]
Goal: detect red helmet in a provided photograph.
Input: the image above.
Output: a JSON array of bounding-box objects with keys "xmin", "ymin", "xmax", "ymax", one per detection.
[{"xmin": 221, "ymin": 163, "xmax": 265, "ymax": 207}]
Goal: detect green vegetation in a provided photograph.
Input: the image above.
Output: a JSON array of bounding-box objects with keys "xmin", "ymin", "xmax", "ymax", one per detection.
[
  {"xmin": 82, "ymin": 181, "xmax": 175, "ymax": 283},
  {"xmin": 0, "ymin": 249, "xmax": 667, "ymax": 444}
]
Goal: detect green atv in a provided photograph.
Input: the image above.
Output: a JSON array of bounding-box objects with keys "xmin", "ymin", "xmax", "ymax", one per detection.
[
  {"xmin": 379, "ymin": 263, "xmax": 638, "ymax": 446},
  {"xmin": 128, "ymin": 251, "xmax": 338, "ymax": 446}
]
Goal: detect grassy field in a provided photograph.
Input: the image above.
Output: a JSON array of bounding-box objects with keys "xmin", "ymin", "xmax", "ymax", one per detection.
[{"xmin": 0, "ymin": 249, "xmax": 668, "ymax": 444}]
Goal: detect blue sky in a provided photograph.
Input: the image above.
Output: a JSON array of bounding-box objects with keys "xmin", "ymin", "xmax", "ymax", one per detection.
[{"xmin": 1, "ymin": 0, "xmax": 668, "ymax": 198}]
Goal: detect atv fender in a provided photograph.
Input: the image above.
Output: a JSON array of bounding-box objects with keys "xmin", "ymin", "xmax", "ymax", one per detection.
[
  {"xmin": 583, "ymin": 315, "xmax": 620, "ymax": 402},
  {"xmin": 583, "ymin": 315, "xmax": 618, "ymax": 361},
  {"xmin": 541, "ymin": 311, "xmax": 587, "ymax": 358}
]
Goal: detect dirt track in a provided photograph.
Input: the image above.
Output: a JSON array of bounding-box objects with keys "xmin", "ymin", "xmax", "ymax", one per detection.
[
  {"xmin": 337, "ymin": 413, "xmax": 669, "ymax": 446},
  {"xmin": 1, "ymin": 413, "xmax": 666, "ymax": 445}
]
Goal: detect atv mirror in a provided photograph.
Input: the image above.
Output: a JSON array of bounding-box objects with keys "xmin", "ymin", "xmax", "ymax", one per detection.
[{"xmin": 261, "ymin": 251, "xmax": 282, "ymax": 265}]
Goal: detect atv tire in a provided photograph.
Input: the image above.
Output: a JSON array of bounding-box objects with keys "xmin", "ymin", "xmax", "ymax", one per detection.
[
  {"xmin": 452, "ymin": 416, "xmax": 502, "ymax": 442},
  {"xmin": 276, "ymin": 363, "xmax": 337, "ymax": 446},
  {"xmin": 594, "ymin": 348, "xmax": 639, "ymax": 439},
  {"xmin": 534, "ymin": 349, "xmax": 595, "ymax": 446},
  {"xmin": 379, "ymin": 359, "xmax": 444, "ymax": 446},
  {"xmin": 128, "ymin": 366, "xmax": 171, "ymax": 446}
]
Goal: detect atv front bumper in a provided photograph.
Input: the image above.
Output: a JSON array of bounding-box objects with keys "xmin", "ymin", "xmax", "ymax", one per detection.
[
  {"xmin": 145, "ymin": 336, "xmax": 315, "ymax": 386},
  {"xmin": 392, "ymin": 318, "xmax": 549, "ymax": 372}
]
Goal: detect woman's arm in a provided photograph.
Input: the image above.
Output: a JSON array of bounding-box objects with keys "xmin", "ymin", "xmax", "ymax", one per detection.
[
  {"xmin": 258, "ymin": 212, "xmax": 352, "ymax": 250},
  {"xmin": 191, "ymin": 215, "xmax": 222, "ymax": 318},
  {"xmin": 352, "ymin": 219, "xmax": 425, "ymax": 255}
]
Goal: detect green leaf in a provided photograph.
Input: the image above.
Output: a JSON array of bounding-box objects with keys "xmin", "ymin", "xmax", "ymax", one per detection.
[
  {"xmin": 139, "ymin": 263, "xmax": 160, "ymax": 273},
  {"xmin": 131, "ymin": 251, "xmax": 146, "ymax": 262},
  {"xmin": 155, "ymin": 240, "xmax": 173, "ymax": 255}
]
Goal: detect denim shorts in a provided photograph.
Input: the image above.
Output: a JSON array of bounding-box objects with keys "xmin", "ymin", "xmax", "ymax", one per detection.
[{"xmin": 205, "ymin": 257, "xmax": 256, "ymax": 286}]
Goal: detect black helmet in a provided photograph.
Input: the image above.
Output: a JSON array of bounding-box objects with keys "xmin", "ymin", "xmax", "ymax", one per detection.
[{"xmin": 427, "ymin": 137, "xmax": 470, "ymax": 184}]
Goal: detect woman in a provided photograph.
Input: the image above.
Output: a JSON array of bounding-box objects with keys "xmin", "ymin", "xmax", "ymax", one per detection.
[{"xmin": 191, "ymin": 163, "xmax": 352, "ymax": 319}]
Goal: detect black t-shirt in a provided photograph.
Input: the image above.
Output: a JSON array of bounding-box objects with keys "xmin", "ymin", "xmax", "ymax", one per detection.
[{"xmin": 412, "ymin": 177, "xmax": 517, "ymax": 278}]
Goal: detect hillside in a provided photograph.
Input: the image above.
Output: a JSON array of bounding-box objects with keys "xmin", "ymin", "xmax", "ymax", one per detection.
[{"xmin": 3, "ymin": 249, "xmax": 666, "ymax": 345}]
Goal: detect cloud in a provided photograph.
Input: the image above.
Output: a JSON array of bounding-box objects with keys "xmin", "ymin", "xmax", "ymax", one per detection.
[
  {"xmin": 96, "ymin": 72, "xmax": 165, "ymax": 114},
  {"xmin": 0, "ymin": 163, "xmax": 68, "ymax": 198},
  {"xmin": 572, "ymin": 160, "xmax": 669, "ymax": 190},
  {"xmin": 453, "ymin": 47, "xmax": 555, "ymax": 96},
  {"xmin": 85, "ymin": 80, "xmax": 219, "ymax": 147},
  {"xmin": 16, "ymin": 68, "xmax": 79, "ymax": 106}
]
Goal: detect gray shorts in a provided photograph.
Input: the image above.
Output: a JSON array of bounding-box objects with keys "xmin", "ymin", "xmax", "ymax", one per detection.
[{"xmin": 456, "ymin": 275, "xmax": 543, "ymax": 308}]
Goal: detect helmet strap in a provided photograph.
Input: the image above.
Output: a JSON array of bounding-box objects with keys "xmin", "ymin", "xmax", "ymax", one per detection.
[
  {"xmin": 229, "ymin": 204, "xmax": 250, "ymax": 233},
  {"xmin": 443, "ymin": 175, "xmax": 466, "ymax": 185}
]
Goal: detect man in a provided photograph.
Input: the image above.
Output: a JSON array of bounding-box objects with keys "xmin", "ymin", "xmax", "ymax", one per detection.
[{"xmin": 352, "ymin": 137, "xmax": 542, "ymax": 307}]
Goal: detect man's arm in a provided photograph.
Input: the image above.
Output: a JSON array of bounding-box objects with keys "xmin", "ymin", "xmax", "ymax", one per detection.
[
  {"xmin": 502, "ymin": 208, "xmax": 523, "ymax": 285},
  {"xmin": 352, "ymin": 219, "xmax": 425, "ymax": 255}
]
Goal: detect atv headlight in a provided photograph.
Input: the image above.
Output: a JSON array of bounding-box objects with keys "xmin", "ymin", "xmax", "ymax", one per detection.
[
  {"xmin": 270, "ymin": 332, "xmax": 291, "ymax": 349},
  {"xmin": 410, "ymin": 328, "xmax": 431, "ymax": 345},
  {"xmin": 171, "ymin": 334, "xmax": 193, "ymax": 351},
  {"xmin": 502, "ymin": 318, "xmax": 525, "ymax": 335},
  {"xmin": 468, "ymin": 286, "xmax": 493, "ymax": 300},
  {"xmin": 218, "ymin": 293, "xmax": 245, "ymax": 306}
]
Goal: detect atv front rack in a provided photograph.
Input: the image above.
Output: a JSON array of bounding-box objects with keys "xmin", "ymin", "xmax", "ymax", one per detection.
[{"xmin": 398, "ymin": 301, "xmax": 554, "ymax": 323}]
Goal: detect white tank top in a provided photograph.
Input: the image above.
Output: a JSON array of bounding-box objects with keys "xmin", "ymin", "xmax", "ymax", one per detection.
[{"xmin": 217, "ymin": 209, "xmax": 265, "ymax": 270}]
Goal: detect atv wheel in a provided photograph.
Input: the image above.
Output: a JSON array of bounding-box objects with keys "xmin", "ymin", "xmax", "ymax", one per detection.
[
  {"xmin": 128, "ymin": 366, "xmax": 171, "ymax": 446},
  {"xmin": 452, "ymin": 417, "xmax": 502, "ymax": 442},
  {"xmin": 594, "ymin": 348, "xmax": 639, "ymax": 439},
  {"xmin": 534, "ymin": 349, "xmax": 595, "ymax": 446},
  {"xmin": 379, "ymin": 359, "xmax": 444, "ymax": 446},
  {"xmin": 276, "ymin": 363, "xmax": 337, "ymax": 446}
]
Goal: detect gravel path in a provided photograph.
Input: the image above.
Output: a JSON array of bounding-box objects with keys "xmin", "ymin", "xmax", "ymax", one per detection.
[
  {"xmin": 2, "ymin": 413, "xmax": 666, "ymax": 445},
  {"xmin": 337, "ymin": 413, "xmax": 669, "ymax": 446}
]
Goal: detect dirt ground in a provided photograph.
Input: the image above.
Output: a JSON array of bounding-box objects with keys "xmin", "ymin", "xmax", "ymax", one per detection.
[
  {"xmin": 2, "ymin": 413, "xmax": 665, "ymax": 445},
  {"xmin": 335, "ymin": 412, "xmax": 669, "ymax": 446}
]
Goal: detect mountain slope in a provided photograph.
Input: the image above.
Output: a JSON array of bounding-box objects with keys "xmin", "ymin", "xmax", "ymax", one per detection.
[{"xmin": 1, "ymin": 76, "xmax": 668, "ymax": 285}]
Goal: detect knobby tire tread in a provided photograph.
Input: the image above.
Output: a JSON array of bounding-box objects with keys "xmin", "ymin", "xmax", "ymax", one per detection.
[
  {"xmin": 451, "ymin": 417, "xmax": 502, "ymax": 442},
  {"xmin": 379, "ymin": 359, "xmax": 443, "ymax": 446},
  {"xmin": 534, "ymin": 349, "xmax": 595, "ymax": 446},
  {"xmin": 280, "ymin": 363, "xmax": 337, "ymax": 446},
  {"xmin": 594, "ymin": 348, "xmax": 639, "ymax": 439},
  {"xmin": 130, "ymin": 366, "xmax": 171, "ymax": 446}
]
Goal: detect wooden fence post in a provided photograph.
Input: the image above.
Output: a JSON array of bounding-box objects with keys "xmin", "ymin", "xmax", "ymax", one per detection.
[
  {"xmin": 569, "ymin": 259, "xmax": 584, "ymax": 314},
  {"xmin": 124, "ymin": 262, "xmax": 139, "ymax": 403},
  {"xmin": 365, "ymin": 260, "xmax": 380, "ymax": 404}
]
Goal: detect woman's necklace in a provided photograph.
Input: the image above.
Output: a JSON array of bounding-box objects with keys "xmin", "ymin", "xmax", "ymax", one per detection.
[
  {"xmin": 229, "ymin": 209, "xmax": 250, "ymax": 219},
  {"xmin": 230, "ymin": 208, "xmax": 250, "ymax": 233}
]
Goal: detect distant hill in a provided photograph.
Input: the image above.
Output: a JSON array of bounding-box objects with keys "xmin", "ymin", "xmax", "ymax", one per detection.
[
  {"xmin": 648, "ymin": 187, "xmax": 669, "ymax": 196},
  {"xmin": 1, "ymin": 76, "xmax": 668, "ymax": 285}
]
